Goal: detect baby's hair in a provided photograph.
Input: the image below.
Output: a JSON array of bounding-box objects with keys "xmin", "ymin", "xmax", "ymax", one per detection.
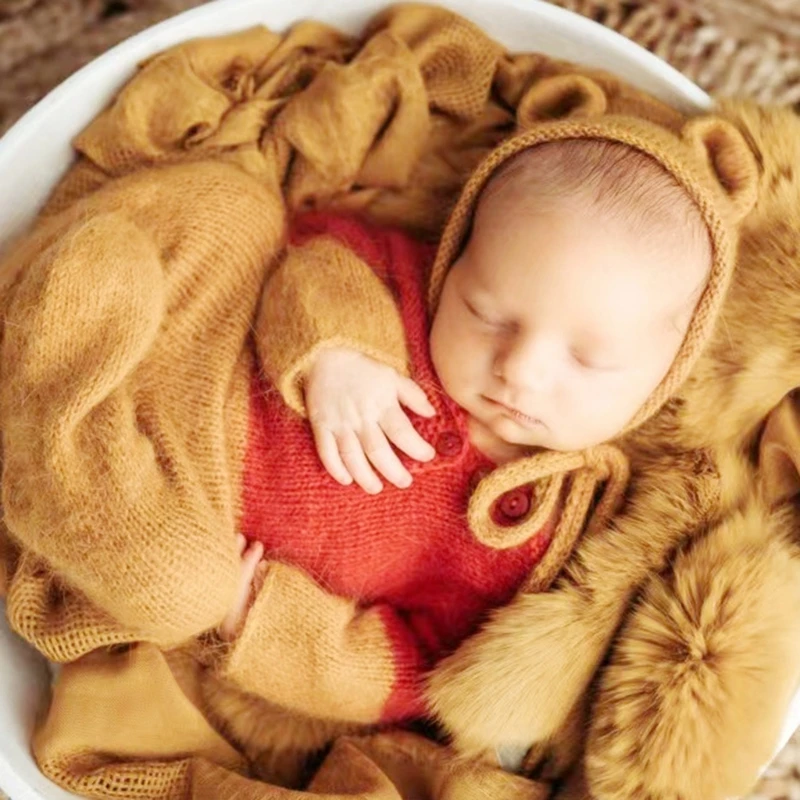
[
  {"xmin": 480, "ymin": 139, "xmax": 711, "ymax": 274},
  {"xmin": 476, "ymin": 138, "xmax": 713, "ymax": 321}
]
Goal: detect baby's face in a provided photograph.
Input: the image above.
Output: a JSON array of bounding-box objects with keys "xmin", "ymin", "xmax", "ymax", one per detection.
[{"xmin": 430, "ymin": 188, "xmax": 708, "ymax": 457}]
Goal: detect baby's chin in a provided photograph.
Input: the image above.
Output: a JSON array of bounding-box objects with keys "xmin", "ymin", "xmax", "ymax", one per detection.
[
  {"xmin": 466, "ymin": 412, "xmax": 550, "ymax": 461},
  {"xmin": 492, "ymin": 416, "xmax": 550, "ymax": 448}
]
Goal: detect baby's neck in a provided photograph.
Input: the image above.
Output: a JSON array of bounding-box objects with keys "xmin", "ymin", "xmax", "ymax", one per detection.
[{"xmin": 467, "ymin": 417, "xmax": 529, "ymax": 465}]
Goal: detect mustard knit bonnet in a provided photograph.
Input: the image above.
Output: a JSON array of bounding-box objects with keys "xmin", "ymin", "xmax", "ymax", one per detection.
[{"xmin": 429, "ymin": 77, "xmax": 759, "ymax": 577}]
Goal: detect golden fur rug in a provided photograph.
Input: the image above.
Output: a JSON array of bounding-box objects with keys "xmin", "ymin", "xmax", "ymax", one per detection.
[{"xmin": 0, "ymin": 1, "xmax": 798, "ymax": 799}]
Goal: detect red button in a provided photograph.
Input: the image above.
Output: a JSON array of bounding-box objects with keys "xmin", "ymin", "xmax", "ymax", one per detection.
[
  {"xmin": 435, "ymin": 431, "xmax": 463, "ymax": 457},
  {"xmin": 492, "ymin": 487, "xmax": 533, "ymax": 525}
]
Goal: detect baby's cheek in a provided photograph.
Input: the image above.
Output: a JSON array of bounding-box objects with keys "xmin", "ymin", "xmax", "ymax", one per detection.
[
  {"xmin": 430, "ymin": 314, "xmax": 464, "ymax": 391},
  {"xmin": 447, "ymin": 341, "xmax": 486, "ymax": 405},
  {"xmin": 572, "ymin": 380, "xmax": 638, "ymax": 446},
  {"xmin": 440, "ymin": 335, "xmax": 474, "ymax": 389},
  {"xmin": 638, "ymin": 336, "xmax": 683, "ymax": 402},
  {"xmin": 605, "ymin": 373, "xmax": 660, "ymax": 434},
  {"xmin": 429, "ymin": 314, "xmax": 448, "ymax": 370}
]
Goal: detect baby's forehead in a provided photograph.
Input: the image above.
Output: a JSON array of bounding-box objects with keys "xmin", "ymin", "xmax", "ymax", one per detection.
[
  {"xmin": 462, "ymin": 196, "xmax": 710, "ymax": 330},
  {"xmin": 472, "ymin": 146, "xmax": 711, "ymax": 281},
  {"xmin": 477, "ymin": 139, "xmax": 705, "ymax": 233}
]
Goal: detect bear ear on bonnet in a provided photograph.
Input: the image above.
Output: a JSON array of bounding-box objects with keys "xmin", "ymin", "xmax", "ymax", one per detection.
[
  {"xmin": 517, "ymin": 75, "xmax": 760, "ymax": 225},
  {"xmin": 682, "ymin": 116, "xmax": 759, "ymax": 224},
  {"xmin": 428, "ymin": 104, "xmax": 762, "ymax": 434},
  {"xmin": 759, "ymin": 392, "xmax": 800, "ymax": 508},
  {"xmin": 517, "ymin": 74, "xmax": 608, "ymax": 127}
]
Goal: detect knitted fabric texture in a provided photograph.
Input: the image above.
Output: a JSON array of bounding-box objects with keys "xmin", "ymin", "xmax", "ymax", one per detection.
[
  {"xmin": 427, "ymin": 113, "xmax": 759, "ymax": 431},
  {"xmin": 422, "ymin": 109, "xmax": 758, "ymax": 568},
  {"xmin": 244, "ymin": 211, "xmax": 559, "ymax": 723},
  {"xmin": 0, "ymin": 0, "xmax": 688, "ymax": 745},
  {"xmin": 1, "ymin": 0, "xmax": 798, "ymax": 136},
  {"xmin": 0, "ymin": 5, "xmax": 702, "ymax": 657},
  {"xmin": 0, "ymin": 5, "xmax": 766, "ymax": 800}
]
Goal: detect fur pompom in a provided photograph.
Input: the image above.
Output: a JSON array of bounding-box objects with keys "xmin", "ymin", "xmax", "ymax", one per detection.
[
  {"xmin": 585, "ymin": 502, "xmax": 800, "ymax": 800},
  {"xmin": 426, "ymin": 584, "xmax": 612, "ymax": 758}
]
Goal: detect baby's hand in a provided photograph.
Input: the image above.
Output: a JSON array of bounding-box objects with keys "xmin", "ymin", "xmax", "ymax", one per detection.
[
  {"xmin": 219, "ymin": 534, "xmax": 265, "ymax": 641},
  {"xmin": 305, "ymin": 348, "xmax": 436, "ymax": 493}
]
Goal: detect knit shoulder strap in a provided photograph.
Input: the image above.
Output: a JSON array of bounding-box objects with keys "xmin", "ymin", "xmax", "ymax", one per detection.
[{"xmin": 468, "ymin": 445, "xmax": 630, "ymax": 592}]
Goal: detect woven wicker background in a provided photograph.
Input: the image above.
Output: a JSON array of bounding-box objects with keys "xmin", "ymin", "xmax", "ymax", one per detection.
[
  {"xmin": 1, "ymin": 0, "xmax": 799, "ymax": 134},
  {"xmin": 0, "ymin": 0, "xmax": 799, "ymax": 798}
]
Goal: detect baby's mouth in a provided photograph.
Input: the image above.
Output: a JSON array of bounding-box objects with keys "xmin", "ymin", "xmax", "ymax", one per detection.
[{"xmin": 484, "ymin": 397, "xmax": 546, "ymax": 430}]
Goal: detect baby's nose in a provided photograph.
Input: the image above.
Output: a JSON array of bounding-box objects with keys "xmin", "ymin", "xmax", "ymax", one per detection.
[{"xmin": 496, "ymin": 337, "xmax": 557, "ymax": 393}]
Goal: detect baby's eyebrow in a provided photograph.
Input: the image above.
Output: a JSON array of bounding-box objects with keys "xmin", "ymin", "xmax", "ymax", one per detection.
[
  {"xmin": 458, "ymin": 284, "xmax": 493, "ymax": 306},
  {"xmin": 460, "ymin": 278, "xmax": 508, "ymax": 310},
  {"xmin": 462, "ymin": 265, "xmax": 496, "ymax": 295}
]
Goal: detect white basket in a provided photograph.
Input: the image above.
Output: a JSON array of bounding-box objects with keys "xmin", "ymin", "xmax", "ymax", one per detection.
[{"xmin": 0, "ymin": 0, "xmax": 785, "ymax": 798}]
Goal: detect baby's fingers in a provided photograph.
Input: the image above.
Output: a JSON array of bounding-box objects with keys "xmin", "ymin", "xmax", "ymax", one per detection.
[
  {"xmin": 312, "ymin": 424, "xmax": 354, "ymax": 487},
  {"xmin": 381, "ymin": 406, "xmax": 435, "ymax": 464},
  {"xmin": 396, "ymin": 376, "xmax": 436, "ymax": 418},
  {"xmin": 241, "ymin": 540, "xmax": 264, "ymax": 576},
  {"xmin": 220, "ymin": 539, "xmax": 264, "ymax": 641},
  {"xmin": 337, "ymin": 429, "xmax": 383, "ymax": 494},
  {"xmin": 360, "ymin": 422, "xmax": 412, "ymax": 489}
]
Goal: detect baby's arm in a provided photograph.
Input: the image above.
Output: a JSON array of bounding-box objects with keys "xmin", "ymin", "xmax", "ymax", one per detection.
[
  {"xmin": 0, "ymin": 163, "xmax": 282, "ymax": 650},
  {"xmin": 216, "ymin": 538, "xmax": 429, "ymax": 725},
  {"xmin": 257, "ymin": 231, "xmax": 435, "ymax": 493},
  {"xmin": 256, "ymin": 235, "xmax": 410, "ymax": 413}
]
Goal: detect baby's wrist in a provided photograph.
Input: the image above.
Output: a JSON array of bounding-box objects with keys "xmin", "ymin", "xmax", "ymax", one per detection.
[{"xmin": 308, "ymin": 346, "xmax": 369, "ymax": 380}]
